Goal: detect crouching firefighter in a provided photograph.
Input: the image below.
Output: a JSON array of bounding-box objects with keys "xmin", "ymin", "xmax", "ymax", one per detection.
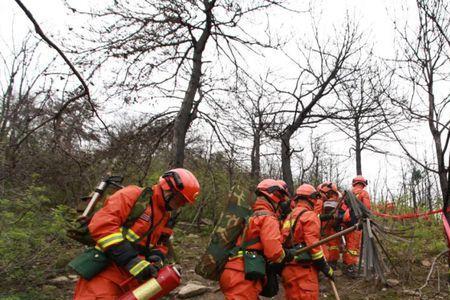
[
  {"xmin": 281, "ymin": 184, "xmax": 334, "ymax": 300},
  {"xmin": 72, "ymin": 168, "xmax": 200, "ymax": 299},
  {"xmin": 219, "ymin": 179, "xmax": 294, "ymax": 300}
]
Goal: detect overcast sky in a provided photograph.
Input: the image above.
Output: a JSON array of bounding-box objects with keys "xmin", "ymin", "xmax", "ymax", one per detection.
[{"xmin": 1, "ymin": 0, "xmax": 441, "ymax": 202}]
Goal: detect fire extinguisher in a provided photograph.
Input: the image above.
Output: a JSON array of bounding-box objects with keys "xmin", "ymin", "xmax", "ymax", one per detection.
[{"xmin": 118, "ymin": 265, "xmax": 181, "ymax": 300}]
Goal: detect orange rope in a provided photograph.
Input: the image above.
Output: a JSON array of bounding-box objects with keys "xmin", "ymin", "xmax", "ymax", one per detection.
[{"xmin": 372, "ymin": 209, "xmax": 442, "ymax": 220}]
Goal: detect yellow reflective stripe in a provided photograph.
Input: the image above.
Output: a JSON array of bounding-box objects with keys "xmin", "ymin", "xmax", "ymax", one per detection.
[
  {"xmin": 311, "ymin": 250, "xmax": 324, "ymax": 260},
  {"xmin": 347, "ymin": 249, "xmax": 359, "ymax": 256},
  {"xmin": 229, "ymin": 251, "xmax": 244, "ymax": 259},
  {"xmin": 121, "ymin": 227, "xmax": 140, "ymax": 242},
  {"xmin": 328, "ymin": 246, "xmax": 340, "ymax": 250},
  {"xmin": 283, "ymin": 219, "xmax": 293, "ymax": 229},
  {"xmin": 95, "ymin": 245, "xmax": 103, "ymax": 251},
  {"xmin": 97, "ymin": 232, "xmax": 124, "ymax": 249},
  {"xmin": 129, "ymin": 260, "xmax": 151, "ymax": 276}
]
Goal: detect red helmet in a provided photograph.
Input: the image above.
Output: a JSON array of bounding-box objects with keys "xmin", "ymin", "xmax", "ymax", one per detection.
[
  {"xmin": 295, "ymin": 184, "xmax": 320, "ymax": 199},
  {"xmin": 276, "ymin": 179, "xmax": 290, "ymax": 196},
  {"xmin": 256, "ymin": 179, "xmax": 288, "ymax": 204},
  {"xmin": 318, "ymin": 181, "xmax": 338, "ymax": 194},
  {"xmin": 352, "ymin": 175, "xmax": 368, "ymax": 187},
  {"xmin": 159, "ymin": 168, "xmax": 200, "ymax": 204}
]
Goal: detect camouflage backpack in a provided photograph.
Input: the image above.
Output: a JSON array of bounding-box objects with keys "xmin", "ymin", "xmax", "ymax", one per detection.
[{"xmin": 195, "ymin": 186, "xmax": 252, "ymax": 281}]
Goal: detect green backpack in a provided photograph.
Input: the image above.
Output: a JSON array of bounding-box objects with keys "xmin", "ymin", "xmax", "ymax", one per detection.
[{"xmin": 195, "ymin": 186, "xmax": 252, "ymax": 281}]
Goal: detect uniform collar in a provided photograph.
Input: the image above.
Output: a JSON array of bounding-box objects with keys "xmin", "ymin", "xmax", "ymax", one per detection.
[
  {"xmin": 296, "ymin": 199, "xmax": 314, "ymax": 211},
  {"xmin": 152, "ymin": 185, "xmax": 167, "ymax": 210},
  {"xmin": 252, "ymin": 197, "xmax": 276, "ymax": 214}
]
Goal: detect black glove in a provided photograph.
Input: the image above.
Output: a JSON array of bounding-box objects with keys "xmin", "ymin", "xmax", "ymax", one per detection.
[
  {"xmin": 105, "ymin": 241, "xmax": 159, "ymax": 281},
  {"xmin": 282, "ymin": 248, "xmax": 296, "ymax": 263},
  {"xmin": 125, "ymin": 257, "xmax": 159, "ymax": 281},
  {"xmin": 313, "ymin": 257, "xmax": 335, "ymax": 281},
  {"xmin": 105, "ymin": 241, "xmax": 139, "ymax": 267},
  {"xmin": 147, "ymin": 249, "xmax": 166, "ymax": 262},
  {"xmin": 147, "ymin": 255, "xmax": 163, "ymax": 270}
]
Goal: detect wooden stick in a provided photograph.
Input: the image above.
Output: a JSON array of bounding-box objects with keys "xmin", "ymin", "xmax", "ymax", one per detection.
[
  {"xmin": 294, "ymin": 223, "xmax": 360, "ymax": 255},
  {"xmin": 330, "ymin": 280, "xmax": 341, "ymax": 300}
]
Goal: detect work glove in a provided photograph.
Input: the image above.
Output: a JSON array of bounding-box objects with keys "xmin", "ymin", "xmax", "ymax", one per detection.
[
  {"xmin": 313, "ymin": 257, "xmax": 335, "ymax": 281},
  {"xmin": 126, "ymin": 257, "xmax": 159, "ymax": 281},
  {"xmin": 147, "ymin": 255, "xmax": 163, "ymax": 271},
  {"xmin": 105, "ymin": 241, "xmax": 159, "ymax": 281},
  {"xmin": 282, "ymin": 248, "xmax": 296, "ymax": 263}
]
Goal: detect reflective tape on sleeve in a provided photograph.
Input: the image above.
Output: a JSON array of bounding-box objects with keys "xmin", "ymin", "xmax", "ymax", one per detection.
[
  {"xmin": 97, "ymin": 232, "xmax": 124, "ymax": 249},
  {"xmin": 311, "ymin": 250, "xmax": 324, "ymax": 260},
  {"xmin": 129, "ymin": 260, "xmax": 150, "ymax": 276}
]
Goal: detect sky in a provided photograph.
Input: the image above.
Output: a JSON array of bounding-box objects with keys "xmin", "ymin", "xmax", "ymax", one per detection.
[{"xmin": 1, "ymin": 0, "xmax": 442, "ymax": 202}]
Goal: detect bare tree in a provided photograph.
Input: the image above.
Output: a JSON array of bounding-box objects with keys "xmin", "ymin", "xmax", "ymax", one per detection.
[
  {"xmin": 66, "ymin": 0, "xmax": 287, "ymax": 168},
  {"xmin": 388, "ymin": 0, "xmax": 450, "ymax": 218},
  {"xmin": 222, "ymin": 72, "xmax": 282, "ymax": 183},
  {"xmin": 272, "ymin": 17, "xmax": 364, "ymax": 193},
  {"xmin": 332, "ymin": 61, "xmax": 396, "ymax": 175}
]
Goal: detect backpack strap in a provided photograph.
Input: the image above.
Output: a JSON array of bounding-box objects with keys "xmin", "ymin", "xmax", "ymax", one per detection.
[
  {"xmin": 240, "ymin": 210, "xmax": 273, "ymax": 249},
  {"xmin": 122, "ymin": 187, "xmax": 165, "ymax": 244},
  {"xmin": 287, "ymin": 209, "xmax": 308, "ymax": 247}
]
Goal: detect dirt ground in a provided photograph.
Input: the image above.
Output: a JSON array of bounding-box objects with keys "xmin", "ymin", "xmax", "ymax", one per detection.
[
  {"xmin": 168, "ymin": 223, "xmax": 450, "ymax": 300},
  {"xmin": 57, "ymin": 222, "xmax": 449, "ymax": 300}
]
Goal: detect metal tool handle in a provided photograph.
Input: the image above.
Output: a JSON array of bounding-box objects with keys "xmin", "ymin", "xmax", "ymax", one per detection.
[{"xmin": 80, "ymin": 175, "xmax": 124, "ymax": 218}]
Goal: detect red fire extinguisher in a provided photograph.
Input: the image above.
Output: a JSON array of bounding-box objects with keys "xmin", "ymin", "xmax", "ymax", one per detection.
[{"xmin": 118, "ymin": 265, "xmax": 181, "ymax": 300}]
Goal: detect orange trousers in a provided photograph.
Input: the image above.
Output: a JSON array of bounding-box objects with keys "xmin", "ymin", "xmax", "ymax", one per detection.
[
  {"xmin": 281, "ymin": 264, "xmax": 319, "ymax": 300},
  {"xmin": 219, "ymin": 268, "xmax": 262, "ymax": 300},
  {"xmin": 322, "ymin": 225, "xmax": 340, "ymax": 263},
  {"xmin": 73, "ymin": 269, "xmax": 139, "ymax": 300},
  {"xmin": 343, "ymin": 230, "xmax": 362, "ymax": 265}
]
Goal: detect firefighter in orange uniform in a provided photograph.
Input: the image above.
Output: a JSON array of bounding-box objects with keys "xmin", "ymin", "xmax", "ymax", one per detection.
[
  {"xmin": 73, "ymin": 168, "xmax": 200, "ymax": 299},
  {"xmin": 281, "ymin": 184, "xmax": 334, "ymax": 300},
  {"xmin": 219, "ymin": 179, "xmax": 293, "ymax": 299},
  {"xmin": 318, "ymin": 182, "xmax": 341, "ymax": 269},
  {"xmin": 340, "ymin": 175, "xmax": 371, "ymax": 277}
]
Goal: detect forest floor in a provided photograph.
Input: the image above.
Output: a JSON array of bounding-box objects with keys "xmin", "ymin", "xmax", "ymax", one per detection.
[{"xmin": 3, "ymin": 218, "xmax": 449, "ymax": 300}]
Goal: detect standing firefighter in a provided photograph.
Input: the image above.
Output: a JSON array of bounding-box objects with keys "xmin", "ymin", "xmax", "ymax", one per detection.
[
  {"xmin": 73, "ymin": 168, "xmax": 200, "ymax": 299},
  {"xmin": 318, "ymin": 182, "xmax": 341, "ymax": 269},
  {"xmin": 339, "ymin": 175, "xmax": 371, "ymax": 277},
  {"xmin": 281, "ymin": 184, "xmax": 334, "ymax": 300},
  {"xmin": 219, "ymin": 179, "xmax": 293, "ymax": 299}
]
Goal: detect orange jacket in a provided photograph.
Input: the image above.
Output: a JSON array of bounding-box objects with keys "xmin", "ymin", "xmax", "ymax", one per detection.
[
  {"xmin": 282, "ymin": 200, "xmax": 324, "ymax": 262},
  {"xmin": 352, "ymin": 186, "xmax": 371, "ymax": 209},
  {"xmin": 89, "ymin": 185, "xmax": 172, "ymax": 256},
  {"xmin": 224, "ymin": 198, "xmax": 285, "ymax": 272}
]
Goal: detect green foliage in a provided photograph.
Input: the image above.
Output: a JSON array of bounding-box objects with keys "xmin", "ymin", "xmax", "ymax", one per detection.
[{"xmin": 0, "ymin": 185, "xmax": 76, "ymax": 296}]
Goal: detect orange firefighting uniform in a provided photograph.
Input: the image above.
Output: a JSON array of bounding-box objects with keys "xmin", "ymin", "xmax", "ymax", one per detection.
[
  {"xmin": 281, "ymin": 200, "xmax": 324, "ymax": 300},
  {"xmin": 321, "ymin": 194, "xmax": 340, "ymax": 263},
  {"xmin": 219, "ymin": 198, "xmax": 285, "ymax": 300},
  {"xmin": 341, "ymin": 185, "xmax": 371, "ymax": 266},
  {"xmin": 74, "ymin": 185, "xmax": 173, "ymax": 299}
]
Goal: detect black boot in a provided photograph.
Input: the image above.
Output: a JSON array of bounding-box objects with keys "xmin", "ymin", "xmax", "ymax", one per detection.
[{"xmin": 343, "ymin": 264, "xmax": 358, "ymax": 278}]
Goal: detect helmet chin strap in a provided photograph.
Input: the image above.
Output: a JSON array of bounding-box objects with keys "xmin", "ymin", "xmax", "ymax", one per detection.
[
  {"xmin": 298, "ymin": 197, "xmax": 315, "ymax": 209},
  {"xmin": 261, "ymin": 194, "xmax": 280, "ymax": 213},
  {"xmin": 161, "ymin": 187, "xmax": 174, "ymax": 211}
]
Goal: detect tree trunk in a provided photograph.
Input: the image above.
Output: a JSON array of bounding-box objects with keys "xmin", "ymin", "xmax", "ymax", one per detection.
[
  {"xmin": 281, "ymin": 131, "xmax": 294, "ymax": 195},
  {"xmin": 250, "ymin": 127, "xmax": 261, "ymax": 183},
  {"xmin": 355, "ymin": 120, "xmax": 362, "ymax": 175},
  {"xmin": 170, "ymin": 2, "xmax": 213, "ymax": 168}
]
